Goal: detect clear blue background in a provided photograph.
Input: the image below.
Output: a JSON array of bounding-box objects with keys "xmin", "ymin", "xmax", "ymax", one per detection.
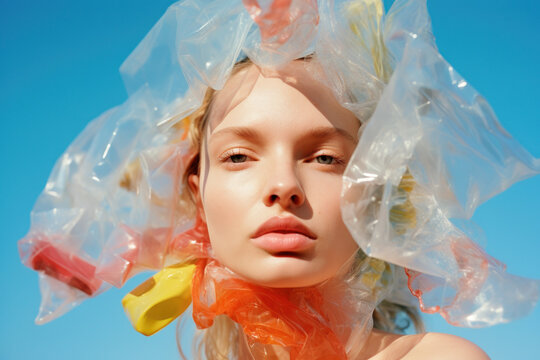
[{"xmin": 1, "ymin": 0, "xmax": 538, "ymax": 359}]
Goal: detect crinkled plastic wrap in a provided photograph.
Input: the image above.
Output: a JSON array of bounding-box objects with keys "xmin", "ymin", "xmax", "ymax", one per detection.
[
  {"xmin": 189, "ymin": 230, "xmax": 398, "ymax": 359},
  {"xmin": 340, "ymin": 5, "xmax": 540, "ymax": 326},
  {"xmin": 18, "ymin": 0, "xmax": 540, "ymax": 354}
]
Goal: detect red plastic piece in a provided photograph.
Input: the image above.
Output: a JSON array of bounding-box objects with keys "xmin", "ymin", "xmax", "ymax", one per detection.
[{"xmin": 30, "ymin": 240, "xmax": 102, "ymax": 296}]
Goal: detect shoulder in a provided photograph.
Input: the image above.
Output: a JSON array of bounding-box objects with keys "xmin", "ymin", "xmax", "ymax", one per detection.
[
  {"xmin": 403, "ymin": 332, "xmax": 490, "ymax": 360},
  {"xmin": 364, "ymin": 331, "xmax": 489, "ymax": 360}
]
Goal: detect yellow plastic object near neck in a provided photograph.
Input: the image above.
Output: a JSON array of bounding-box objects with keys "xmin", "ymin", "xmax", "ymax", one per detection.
[{"xmin": 122, "ymin": 263, "xmax": 196, "ymax": 336}]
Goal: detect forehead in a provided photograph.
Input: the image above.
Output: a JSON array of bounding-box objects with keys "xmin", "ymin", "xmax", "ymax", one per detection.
[{"xmin": 207, "ymin": 61, "xmax": 360, "ymax": 137}]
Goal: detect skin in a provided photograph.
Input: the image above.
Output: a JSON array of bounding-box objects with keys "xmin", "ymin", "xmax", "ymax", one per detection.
[
  {"xmin": 189, "ymin": 61, "xmax": 490, "ymax": 359},
  {"xmin": 190, "ymin": 61, "xmax": 360, "ymax": 288},
  {"xmin": 362, "ymin": 331, "xmax": 490, "ymax": 360}
]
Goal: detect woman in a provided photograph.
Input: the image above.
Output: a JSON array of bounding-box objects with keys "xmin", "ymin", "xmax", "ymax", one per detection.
[
  {"xmin": 17, "ymin": 0, "xmax": 540, "ymax": 358},
  {"xmin": 175, "ymin": 58, "xmax": 489, "ymax": 358}
]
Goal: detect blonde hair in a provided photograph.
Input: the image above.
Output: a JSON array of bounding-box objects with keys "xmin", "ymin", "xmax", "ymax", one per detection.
[{"xmin": 173, "ymin": 58, "xmax": 424, "ymax": 359}]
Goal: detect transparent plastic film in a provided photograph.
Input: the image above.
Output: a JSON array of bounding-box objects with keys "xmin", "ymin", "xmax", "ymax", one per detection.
[
  {"xmin": 120, "ymin": 0, "xmax": 252, "ymax": 114},
  {"xmin": 341, "ymin": 12, "xmax": 540, "ymax": 327},
  {"xmin": 242, "ymin": 0, "xmax": 319, "ymax": 68},
  {"xmin": 18, "ymin": 93, "xmax": 196, "ymax": 323}
]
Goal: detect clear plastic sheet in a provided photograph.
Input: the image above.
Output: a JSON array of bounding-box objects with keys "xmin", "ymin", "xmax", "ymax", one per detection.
[
  {"xmin": 340, "ymin": 14, "xmax": 540, "ymax": 327},
  {"xmin": 18, "ymin": 0, "xmax": 540, "ymax": 355},
  {"xmin": 242, "ymin": 0, "xmax": 319, "ymax": 67}
]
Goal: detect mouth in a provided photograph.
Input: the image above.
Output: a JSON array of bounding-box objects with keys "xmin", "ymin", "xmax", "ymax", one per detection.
[
  {"xmin": 251, "ymin": 217, "xmax": 316, "ymax": 254},
  {"xmin": 272, "ymin": 251, "xmax": 306, "ymax": 258}
]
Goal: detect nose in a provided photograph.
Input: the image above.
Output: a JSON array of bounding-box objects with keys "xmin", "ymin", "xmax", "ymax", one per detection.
[{"xmin": 263, "ymin": 162, "xmax": 306, "ymax": 208}]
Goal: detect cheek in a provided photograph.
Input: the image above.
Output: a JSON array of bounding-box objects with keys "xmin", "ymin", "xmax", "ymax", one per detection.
[
  {"xmin": 304, "ymin": 173, "xmax": 358, "ymax": 259},
  {"xmin": 304, "ymin": 172, "xmax": 343, "ymax": 218},
  {"xmin": 201, "ymin": 170, "xmax": 259, "ymax": 250}
]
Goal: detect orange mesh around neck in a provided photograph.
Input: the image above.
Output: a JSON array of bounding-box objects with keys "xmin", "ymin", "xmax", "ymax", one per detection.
[{"xmin": 191, "ymin": 258, "xmax": 348, "ymax": 359}]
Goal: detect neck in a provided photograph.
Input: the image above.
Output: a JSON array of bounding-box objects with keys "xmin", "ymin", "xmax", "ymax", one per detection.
[
  {"xmin": 238, "ymin": 335, "xmax": 291, "ymax": 360},
  {"xmin": 192, "ymin": 259, "xmax": 379, "ymax": 359},
  {"xmin": 235, "ymin": 276, "xmax": 377, "ymax": 359}
]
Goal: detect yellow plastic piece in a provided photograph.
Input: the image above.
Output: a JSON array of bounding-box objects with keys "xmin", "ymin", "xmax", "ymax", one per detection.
[
  {"xmin": 389, "ymin": 171, "xmax": 418, "ymax": 234},
  {"xmin": 346, "ymin": 0, "xmax": 392, "ymax": 83},
  {"xmin": 122, "ymin": 263, "xmax": 196, "ymax": 336},
  {"xmin": 360, "ymin": 258, "xmax": 387, "ymax": 289}
]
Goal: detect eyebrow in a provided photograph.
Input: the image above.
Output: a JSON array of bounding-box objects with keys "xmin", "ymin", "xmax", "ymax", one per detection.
[
  {"xmin": 305, "ymin": 126, "xmax": 358, "ymax": 144},
  {"xmin": 210, "ymin": 125, "xmax": 357, "ymax": 144},
  {"xmin": 209, "ymin": 126, "xmax": 263, "ymax": 143}
]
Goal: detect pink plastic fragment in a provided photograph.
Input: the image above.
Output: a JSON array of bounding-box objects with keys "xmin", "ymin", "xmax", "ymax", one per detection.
[{"xmin": 242, "ymin": 0, "xmax": 319, "ymax": 44}]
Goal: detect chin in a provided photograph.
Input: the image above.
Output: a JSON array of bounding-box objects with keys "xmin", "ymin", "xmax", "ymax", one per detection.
[{"xmin": 231, "ymin": 256, "xmax": 336, "ymax": 289}]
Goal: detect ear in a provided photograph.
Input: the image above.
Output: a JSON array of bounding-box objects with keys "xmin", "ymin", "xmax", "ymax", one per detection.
[
  {"xmin": 188, "ymin": 173, "xmax": 206, "ymax": 221},
  {"xmin": 188, "ymin": 173, "xmax": 200, "ymax": 199}
]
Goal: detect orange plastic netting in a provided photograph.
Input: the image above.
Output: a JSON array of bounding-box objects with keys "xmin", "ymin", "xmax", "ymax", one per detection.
[{"xmin": 191, "ymin": 258, "xmax": 348, "ymax": 359}]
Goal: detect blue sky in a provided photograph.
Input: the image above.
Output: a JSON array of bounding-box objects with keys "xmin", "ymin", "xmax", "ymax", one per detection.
[{"xmin": 1, "ymin": 0, "xmax": 539, "ymax": 359}]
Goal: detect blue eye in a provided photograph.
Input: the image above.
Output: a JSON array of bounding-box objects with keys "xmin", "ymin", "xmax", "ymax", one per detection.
[
  {"xmin": 316, "ymin": 155, "xmax": 334, "ymax": 164},
  {"xmin": 230, "ymin": 154, "xmax": 248, "ymax": 163}
]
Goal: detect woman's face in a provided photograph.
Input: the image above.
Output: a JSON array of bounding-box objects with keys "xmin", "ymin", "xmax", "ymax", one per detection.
[{"xmin": 191, "ymin": 62, "xmax": 360, "ymax": 288}]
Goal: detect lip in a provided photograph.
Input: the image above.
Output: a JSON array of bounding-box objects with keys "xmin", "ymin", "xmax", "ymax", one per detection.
[{"xmin": 251, "ymin": 217, "xmax": 316, "ymax": 253}]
